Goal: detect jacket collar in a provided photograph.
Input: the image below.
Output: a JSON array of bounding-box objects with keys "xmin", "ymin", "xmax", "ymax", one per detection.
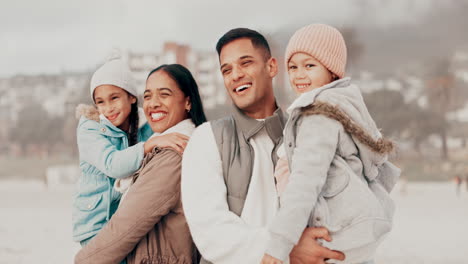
[
  {"xmin": 149, "ymin": 119, "xmax": 196, "ymax": 139},
  {"xmin": 231, "ymin": 103, "xmax": 287, "ymax": 143}
]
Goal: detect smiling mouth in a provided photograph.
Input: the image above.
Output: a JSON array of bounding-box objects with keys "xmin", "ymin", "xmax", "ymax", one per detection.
[
  {"xmin": 234, "ymin": 83, "xmax": 252, "ymax": 94},
  {"xmin": 296, "ymin": 84, "xmax": 311, "ymax": 90},
  {"xmin": 107, "ymin": 113, "xmax": 119, "ymax": 121},
  {"xmin": 151, "ymin": 112, "xmax": 167, "ymax": 122}
]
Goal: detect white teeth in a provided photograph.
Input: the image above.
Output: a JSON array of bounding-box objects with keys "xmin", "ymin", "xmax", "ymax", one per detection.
[
  {"xmin": 151, "ymin": 113, "xmax": 167, "ymax": 120},
  {"xmin": 297, "ymin": 84, "xmax": 310, "ymax": 89},
  {"xmin": 235, "ymin": 84, "xmax": 252, "ymax": 93}
]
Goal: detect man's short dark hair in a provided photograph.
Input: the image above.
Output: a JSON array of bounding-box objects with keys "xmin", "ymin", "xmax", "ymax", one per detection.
[{"xmin": 216, "ymin": 28, "xmax": 271, "ymax": 60}]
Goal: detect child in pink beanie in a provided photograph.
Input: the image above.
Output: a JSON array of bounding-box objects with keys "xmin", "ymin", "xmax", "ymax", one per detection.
[{"xmin": 262, "ymin": 24, "xmax": 400, "ymax": 264}]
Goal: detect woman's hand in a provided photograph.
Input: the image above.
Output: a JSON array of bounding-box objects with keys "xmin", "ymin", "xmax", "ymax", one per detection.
[
  {"xmin": 144, "ymin": 132, "xmax": 189, "ymax": 154},
  {"xmin": 261, "ymin": 254, "xmax": 283, "ymax": 264},
  {"xmin": 289, "ymin": 227, "xmax": 345, "ymax": 264}
]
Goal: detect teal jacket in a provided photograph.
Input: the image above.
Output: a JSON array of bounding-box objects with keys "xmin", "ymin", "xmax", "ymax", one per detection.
[{"xmin": 72, "ymin": 104, "xmax": 153, "ymax": 242}]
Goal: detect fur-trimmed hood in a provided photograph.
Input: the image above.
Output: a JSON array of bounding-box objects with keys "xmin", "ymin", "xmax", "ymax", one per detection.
[
  {"xmin": 288, "ymin": 77, "xmax": 396, "ymax": 181},
  {"xmin": 76, "ymin": 104, "xmax": 100, "ymax": 122},
  {"xmin": 75, "ymin": 104, "xmax": 148, "ymax": 129}
]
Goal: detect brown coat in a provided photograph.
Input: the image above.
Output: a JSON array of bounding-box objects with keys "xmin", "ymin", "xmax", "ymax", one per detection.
[{"xmin": 75, "ymin": 148, "xmax": 197, "ymax": 264}]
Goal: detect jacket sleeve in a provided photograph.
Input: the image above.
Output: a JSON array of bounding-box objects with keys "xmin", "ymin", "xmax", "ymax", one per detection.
[
  {"xmin": 181, "ymin": 123, "xmax": 270, "ymax": 264},
  {"xmin": 265, "ymin": 115, "xmax": 340, "ymax": 261},
  {"xmin": 77, "ymin": 118, "xmax": 145, "ymax": 179},
  {"xmin": 74, "ymin": 149, "xmax": 182, "ymax": 264}
]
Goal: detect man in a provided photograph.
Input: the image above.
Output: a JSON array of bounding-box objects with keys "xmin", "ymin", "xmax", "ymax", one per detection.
[{"xmin": 181, "ymin": 28, "xmax": 345, "ymax": 264}]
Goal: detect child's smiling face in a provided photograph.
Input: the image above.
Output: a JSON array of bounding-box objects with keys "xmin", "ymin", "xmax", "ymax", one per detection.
[
  {"xmin": 93, "ymin": 85, "xmax": 136, "ymax": 131},
  {"xmin": 287, "ymin": 52, "xmax": 335, "ymax": 94}
]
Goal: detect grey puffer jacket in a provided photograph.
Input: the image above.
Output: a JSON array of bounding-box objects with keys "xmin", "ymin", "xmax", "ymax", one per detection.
[{"xmin": 266, "ymin": 78, "xmax": 400, "ymax": 264}]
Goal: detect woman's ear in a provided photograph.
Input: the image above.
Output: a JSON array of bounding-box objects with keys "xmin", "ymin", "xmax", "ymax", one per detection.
[{"xmin": 185, "ymin": 97, "xmax": 191, "ymax": 112}]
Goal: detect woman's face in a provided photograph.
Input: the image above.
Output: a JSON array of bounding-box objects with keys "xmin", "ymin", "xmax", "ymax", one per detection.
[
  {"xmin": 93, "ymin": 84, "xmax": 136, "ymax": 131},
  {"xmin": 287, "ymin": 52, "xmax": 334, "ymax": 94},
  {"xmin": 143, "ymin": 70, "xmax": 191, "ymax": 133}
]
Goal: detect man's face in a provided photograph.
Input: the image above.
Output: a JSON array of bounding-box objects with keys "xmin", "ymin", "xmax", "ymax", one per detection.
[{"xmin": 219, "ymin": 38, "xmax": 277, "ymax": 113}]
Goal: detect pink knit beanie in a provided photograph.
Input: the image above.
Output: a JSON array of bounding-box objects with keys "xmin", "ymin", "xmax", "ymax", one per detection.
[{"xmin": 285, "ymin": 24, "xmax": 347, "ymax": 78}]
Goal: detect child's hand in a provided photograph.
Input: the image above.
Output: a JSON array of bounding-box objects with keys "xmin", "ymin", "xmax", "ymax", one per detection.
[
  {"xmin": 144, "ymin": 133, "xmax": 189, "ymax": 154},
  {"xmin": 261, "ymin": 254, "xmax": 283, "ymax": 264}
]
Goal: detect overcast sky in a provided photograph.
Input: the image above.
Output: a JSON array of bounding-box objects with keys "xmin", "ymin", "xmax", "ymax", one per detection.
[{"xmin": 0, "ymin": 0, "xmax": 431, "ymax": 78}]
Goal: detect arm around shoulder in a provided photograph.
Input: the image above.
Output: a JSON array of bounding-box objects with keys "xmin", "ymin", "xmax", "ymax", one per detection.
[{"xmin": 77, "ymin": 118, "xmax": 145, "ymax": 179}]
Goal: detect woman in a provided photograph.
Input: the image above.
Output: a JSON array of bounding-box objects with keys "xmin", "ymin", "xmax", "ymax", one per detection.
[{"xmin": 75, "ymin": 64, "xmax": 207, "ymax": 264}]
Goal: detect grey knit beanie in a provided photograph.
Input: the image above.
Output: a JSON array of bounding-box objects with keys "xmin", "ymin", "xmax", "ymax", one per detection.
[{"xmin": 89, "ymin": 50, "xmax": 137, "ymax": 100}]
